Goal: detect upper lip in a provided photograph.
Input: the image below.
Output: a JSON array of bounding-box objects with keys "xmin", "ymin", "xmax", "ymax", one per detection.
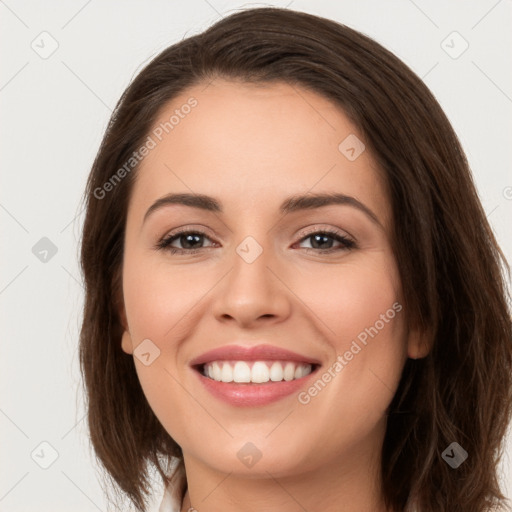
[{"xmin": 189, "ymin": 344, "xmax": 322, "ymax": 367}]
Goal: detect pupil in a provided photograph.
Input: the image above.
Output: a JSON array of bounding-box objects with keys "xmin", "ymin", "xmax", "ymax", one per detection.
[
  {"xmin": 312, "ymin": 234, "xmax": 332, "ymax": 249},
  {"xmin": 183, "ymin": 234, "xmax": 202, "ymax": 249}
]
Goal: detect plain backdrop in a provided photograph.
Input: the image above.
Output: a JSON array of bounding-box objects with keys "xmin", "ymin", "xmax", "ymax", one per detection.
[{"xmin": 1, "ymin": 1, "xmax": 511, "ymax": 510}]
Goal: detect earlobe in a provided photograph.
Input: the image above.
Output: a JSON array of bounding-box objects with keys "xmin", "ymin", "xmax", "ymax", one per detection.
[
  {"xmin": 121, "ymin": 330, "xmax": 134, "ymax": 355},
  {"xmin": 407, "ymin": 326, "xmax": 432, "ymax": 360},
  {"xmin": 117, "ymin": 294, "xmax": 132, "ymax": 354},
  {"xmin": 113, "ymin": 270, "xmax": 132, "ymax": 354}
]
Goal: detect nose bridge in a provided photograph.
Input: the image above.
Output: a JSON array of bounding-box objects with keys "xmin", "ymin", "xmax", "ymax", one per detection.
[
  {"xmin": 241, "ymin": 232, "xmax": 272, "ymax": 269},
  {"xmin": 212, "ymin": 232, "xmax": 290, "ymax": 325},
  {"xmin": 230, "ymin": 233, "xmax": 276, "ymax": 296}
]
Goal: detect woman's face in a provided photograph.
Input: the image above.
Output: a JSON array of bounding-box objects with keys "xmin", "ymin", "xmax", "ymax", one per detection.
[{"xmin": 120, "ymin": 79, "xmax": 423, "ymax": 479}]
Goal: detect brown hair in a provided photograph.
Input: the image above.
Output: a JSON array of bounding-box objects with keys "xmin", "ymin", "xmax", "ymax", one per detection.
[{"xmin": 79, "ymin": 7, "xmax": 512, "ymax": 512}]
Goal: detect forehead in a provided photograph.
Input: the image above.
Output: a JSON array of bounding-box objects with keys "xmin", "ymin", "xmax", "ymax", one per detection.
[{"xmin": 129, "ymin": 79, "xmax": 391, "ymax": 228}]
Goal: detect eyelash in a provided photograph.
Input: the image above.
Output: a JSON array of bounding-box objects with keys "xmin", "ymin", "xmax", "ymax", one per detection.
[{"xmin": 155, "ymin": 227, "xmax": 356, "ymax": 255}]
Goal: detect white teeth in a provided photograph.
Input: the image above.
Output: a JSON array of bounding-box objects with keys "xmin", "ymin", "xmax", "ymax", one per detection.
[
  {"xmin": 269, "ymin": 361, "xmax": 283, "ymax": 381},
  {"xmin": 251, "ymin": 361, "xmax": 270, "ymax": 383},
  {"xmin": 221, "ymin": 362, "xmax": 233, "ymax": 382},
  {"xmin": 202, "ymin": 360, "xmax": 313, "ymax": 383},
  {"xmin": 283, "ymin": 362, "xmax": 295, "ymax": 381},
  {"xmin": 233, "ymin": 361, "xmax": 251, "ymax": 383},
  {"xmin": 212, "ymin": 362, "xmax": 222, "ymax": 381}
]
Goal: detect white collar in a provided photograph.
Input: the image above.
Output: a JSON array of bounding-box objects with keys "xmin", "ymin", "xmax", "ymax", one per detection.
[{"xmin": 158, "ymin": 462, "xmax": 186, "ymax": 512}]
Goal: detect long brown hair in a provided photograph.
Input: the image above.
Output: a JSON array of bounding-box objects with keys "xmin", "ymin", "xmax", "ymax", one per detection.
[{"xmin": 79, "ymin": 7, "xmax": 512, "ymax": 511}]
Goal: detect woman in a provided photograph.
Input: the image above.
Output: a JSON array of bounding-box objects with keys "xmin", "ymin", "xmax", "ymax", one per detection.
[{"xmin": 79, "ymin": 7, "xmax": 512, "ymax": 512}]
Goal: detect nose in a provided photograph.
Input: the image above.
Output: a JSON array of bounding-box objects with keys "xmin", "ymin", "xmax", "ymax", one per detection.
[{"xmin": 211, "ymin": 241, "xmax": 292, "ymax": 328}]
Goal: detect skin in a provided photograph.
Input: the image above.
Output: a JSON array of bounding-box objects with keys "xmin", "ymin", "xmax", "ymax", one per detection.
[{"xmin": 119, "ymin": 79, "xmax": 428, "ymax": 512}]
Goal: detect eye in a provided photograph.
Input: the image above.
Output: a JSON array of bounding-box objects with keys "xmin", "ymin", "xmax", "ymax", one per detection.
[
  {"xmin": 156, "ymin": 229, "xmax": 216, "ymax": 254},
  {"xmin": 155, "ymin": 227, "xmax": 356, "ymax": 255},
  {"xmin": 295, "ymin": 229, "xmax": 356, "ymax": 254}
]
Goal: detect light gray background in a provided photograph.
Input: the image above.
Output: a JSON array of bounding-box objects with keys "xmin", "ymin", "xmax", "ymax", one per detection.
[{"xmin": 1, "ymin": 1, "xmax": 511, "ymax": 510}]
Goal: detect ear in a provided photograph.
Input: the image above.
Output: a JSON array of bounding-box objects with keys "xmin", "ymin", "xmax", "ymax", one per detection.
[
  {"xmin": 112, "ymin": 269, "xmax": 133, "ymax": 355},
  {"xmin": 121, "ymin": 329, "xmax": 134, "ymax": 355},
  {"xmin": 119, "ymin": 306, "xmax": 133, "ymax": 355},
  {"xmin": 407, "ymin": 324, "xmax": 432, "ymax": 360},
  {"xmin": 112, "ymin": 268, "xmax": 133, "ymax": 354}
]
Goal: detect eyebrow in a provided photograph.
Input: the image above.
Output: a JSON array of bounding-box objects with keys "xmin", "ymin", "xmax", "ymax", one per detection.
[{"xmin": 143, "ymin": 192, "xmax": 382, "ymax": 227}]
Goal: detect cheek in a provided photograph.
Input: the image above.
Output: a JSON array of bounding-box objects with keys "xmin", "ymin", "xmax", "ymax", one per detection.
[
  {"xmin": 121, "ymin": 255, "xmax": 223, "ymax": 432},
  {"xmin": 123, "ymin": 255, "xmax": 210, "ymax": 343},
  {"xmin": 293, "ymin": 255, "xmax": 407, "ymax": 424},
  {"xmin": 121, "ymin": 260, "xmax": 196, "ymax": 436},
  {"xmin": 294, "ymin": 254, "xmax": 403, "ymax": 350}
]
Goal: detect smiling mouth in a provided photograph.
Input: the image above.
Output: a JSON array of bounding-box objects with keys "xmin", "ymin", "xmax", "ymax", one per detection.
[{"xmin": 195, "ymin": 360, "xmax": 319, "ymax": 384}]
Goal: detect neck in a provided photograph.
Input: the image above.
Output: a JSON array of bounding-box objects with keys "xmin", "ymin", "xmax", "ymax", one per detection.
[{"xmin": 180, "ymin": 439, "xmax": 390, "ymax": 512}]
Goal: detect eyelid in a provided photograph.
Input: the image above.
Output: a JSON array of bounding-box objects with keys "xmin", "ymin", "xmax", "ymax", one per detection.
[
  {"xmin": 161, "ymin": 224, "xmax": 216, "ymax": 238},
  {"xmin": 296, "ymin": 224, "xmax": 354, "ymax": 240}
]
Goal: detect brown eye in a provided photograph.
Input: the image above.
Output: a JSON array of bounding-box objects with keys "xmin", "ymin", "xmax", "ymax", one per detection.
[
  {"xmin": 156, "ymin": 230, "xmax": 215, "ymax": 254},
  {"xmin": 297, "ymin": 230, "xmax": 355, "ymax": 253}
]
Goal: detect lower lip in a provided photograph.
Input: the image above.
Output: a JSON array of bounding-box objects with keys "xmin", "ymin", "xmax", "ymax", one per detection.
[{"xmin": 194, "ymin": 367, "xmax": 318, "ymax": 407}]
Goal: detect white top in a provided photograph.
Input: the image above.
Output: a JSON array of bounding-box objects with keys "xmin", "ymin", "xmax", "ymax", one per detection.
[{"xmin": 158, "ymin": 463, "xmax": 186, "ymax": 512}]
